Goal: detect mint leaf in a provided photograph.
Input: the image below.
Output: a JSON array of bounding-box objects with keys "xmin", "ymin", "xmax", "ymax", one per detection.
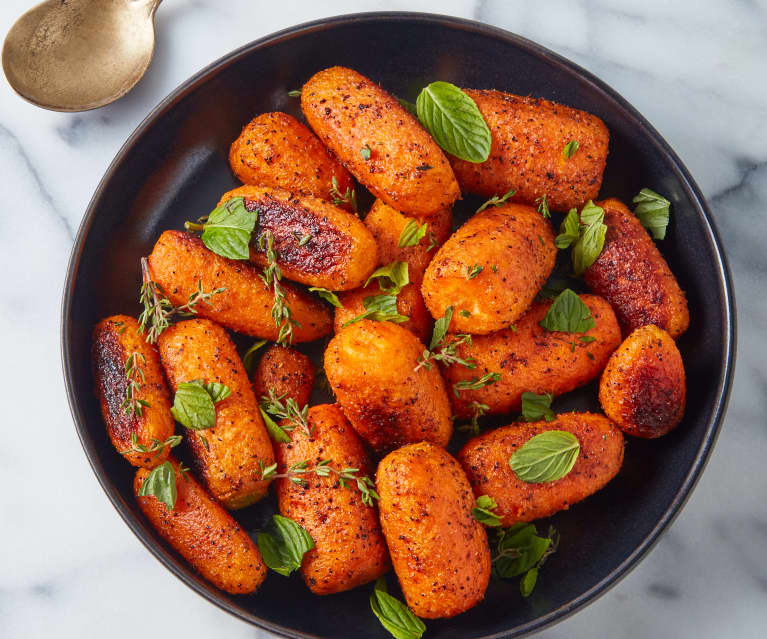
[
  {"xmin": 365, "ymin": 261, "xmax": 409, "ymax": 295},
  {"xmin": 633, "ymin": 188, "xmax": 671, "ymax": 239},
  {"xmin": 509, "ymin": 431, "xmax": 580, "ymax": 483},
  {"xmin": 521, "ymin": 392, "xmax": 555, "ymax": 422},
  {"xmin": 200, "ymin": 381, "xmax": 231, "ymax": 403},
  {"xmin": 398, "ymin": 219, "xmax": 428, "ymax": 247},
  {"xmin": 171, "ymin": 382, "xmax": 217, "ymax": 430},
  {"xmin": 555, "ymin": 208, "xmax": 580, "ymax": 248},
  {"xmin": 416, "ymin": 81, "xmax": 491, "ymax": 163},
  {"xmin": 539, "ymin": 289, "xmax": 595, "ymax": 333},
  {"xmin": 256, "ymin": 514, "xmax": 314, "ymax": 576},
  {"xmin": 520, "ymin": 567, "xmax": 539, "ymax": 597},
  {"xmin": 137, "ymin": 461, "xmax": 177, "ymax": 510},
  {"xmin": 472, "ymin": 494, "xmax": 502, "ymax": 527},
  {"xmin": 196, "ymin": 197, "xmax": 257, "ymax": 260},
  {"xmin": 572, "ymin": 201, "xmax": 606, "ymax": 274},
  {"xmin": 396, "ymin": 96, "xmax": 418, "ymax": 117},
  {"xmin": 370, "ymin": 578, "xmax": 425, "ymax": 639},
  {"xmin": 309, "ymin": 287, "xmax": 343, "ymax": 308}
]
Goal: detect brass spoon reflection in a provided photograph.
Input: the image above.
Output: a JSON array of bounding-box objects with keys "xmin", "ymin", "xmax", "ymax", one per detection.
[{"xmin": 2, "ymin": 0, "xmax": 162, "ymax": 112}]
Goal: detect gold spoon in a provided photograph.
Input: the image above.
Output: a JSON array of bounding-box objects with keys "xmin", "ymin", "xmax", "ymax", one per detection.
[{"xmin": 2, "ymin": 0, "xmax": 162, "ymax": 112}]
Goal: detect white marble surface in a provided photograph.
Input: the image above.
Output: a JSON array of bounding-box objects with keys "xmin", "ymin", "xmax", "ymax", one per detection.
[{"xmin": 1, "ymin": 0, "xmax": 765, "ymax": 637}]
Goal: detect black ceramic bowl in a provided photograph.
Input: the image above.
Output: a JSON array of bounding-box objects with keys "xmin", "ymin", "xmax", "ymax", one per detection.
[{"xmin": 61, "ymin": 12, "xmax": 735, "ymax": 639}]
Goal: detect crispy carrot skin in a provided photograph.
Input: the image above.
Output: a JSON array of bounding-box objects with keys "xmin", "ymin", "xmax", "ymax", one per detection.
[
  {"xmin": 92, "ymin": 315, "xmax": 174, "ymax": 468},
  {"xmin": 444, "ymin": 294, "xmax": 621, "ymax": 418},
  {"xmin": 134, "ymin": 458, "xmax": 266, "ymax": 594},
  {"xmin": 229, "ymin": 111, "xmax": 355, "ymax": 209},
  {"xmin": 599, "ymin": 324, "xmax": 686, "ymax": 438},
  {"xmin": 301, "ymin": 66, "xmax": 460, "ymax": 217},
  {"xmin": 457, "ymin": 413, "xmax": 624, "ymax": 524},
  {"xmin": 274, "ymin": 404, "xmax": 390, "ymax": 594},
  {"xmin": 148, "ymin": 230, "xmax": 332, "ymax": 342},
  {"xmin": 449, "ymin": 89, "xmax": 609, "ymax": 212},
  {"xmin": 218, "ymin": 185, "xmax": 378, "ymax": 290},
  {"xmin": 158, "ymin": 319, "xmax": 275, "ymax": 509},
  {"xmin": 324, "ymin": 320, "xmax": 453, "ymax": 453},
  {"xmin": 585, "ymin": 198, "xmax": 690, "ymax": 339},
  {"xmin": 251, "ymin": 344, "xmax": 316, "ymax": 408},
  {"xmin": 421, "ymin": 202, "xmax": 556, "ymax": 334},
  {"xmin": 377, "ymin": 442, "xmax": 491, "ymax": 619}
]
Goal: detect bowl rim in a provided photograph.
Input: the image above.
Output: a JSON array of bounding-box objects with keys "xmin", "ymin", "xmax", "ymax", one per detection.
[{"xmin": 60, "ymin": 11, "xmax": 736, "ymax": 639}]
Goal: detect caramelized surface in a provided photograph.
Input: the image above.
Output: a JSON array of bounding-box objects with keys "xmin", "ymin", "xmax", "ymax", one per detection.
[
  {"xmin": 457, "ymin": 413, "xmax": 624, "ymax": 524},
  {"xmin": 449, "ymin": 90, "xmax": 609, "ymax": 212},
  {"xmin": 92, "ymin": 315, "xmax": 174, "ymax": 468},
  {"xmin": 377, "ymin": 442, "xmax": 491, "ymax": 618},
  {"xmin": 251, "ymin": 344, "xmax": 316, "ymax": 408}
]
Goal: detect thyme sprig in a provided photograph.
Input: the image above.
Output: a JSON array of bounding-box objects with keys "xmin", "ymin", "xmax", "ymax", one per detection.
[
  {"xmin": 260, "ymin": 389, "xmax": 311, "ymax": 437},
  {"xmin": 138, "ymin": 257, "xmax": 225, "ymax": 343},
  {"xmin": 457, "ymin": 401, "xmax": 490, "ymax": 436},
  {"xmin": 329, "ymin": 176, "xmax": 358, "ymax": 213},
  {"xmin": 121, "ymin": 352, "xmax": 150, "ymax": 416},
  {"xmin": 258, "ymin": 231, "xmax": 301, "ymax": 346},
  {"xmin": 415, "ymin": 306, "xmax": 476, "ymax": 371},
  {"xmin": 453, "ymin": 372, "xmax": 502, "ymax": 397},
  {"xmin": 259, "ymin": 459, "xmax": 379, "ymax": 507},
  {"xmin": 121, "ymin": 432, "xmax": 182, "ymax": 457}
]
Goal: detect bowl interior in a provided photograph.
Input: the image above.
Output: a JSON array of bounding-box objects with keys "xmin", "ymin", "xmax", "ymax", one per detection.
[{"xmin": 62, "ymin": 13, "xmax": 733, "ymax": 639}]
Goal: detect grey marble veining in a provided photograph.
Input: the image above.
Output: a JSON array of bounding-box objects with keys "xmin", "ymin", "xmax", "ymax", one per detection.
[{"xmin": 0, "ymin": 1, "xmax": 764, "ymax": 637}]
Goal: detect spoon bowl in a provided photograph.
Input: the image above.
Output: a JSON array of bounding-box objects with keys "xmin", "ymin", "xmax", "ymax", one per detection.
[{"xmin": 2, "ymin": 0, "xmax": 161, "ymax": 112}]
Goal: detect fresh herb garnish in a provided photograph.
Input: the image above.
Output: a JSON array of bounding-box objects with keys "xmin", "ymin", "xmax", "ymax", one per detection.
[
  {"xmin": 453, "ymin": 372, "xmax": 501, "ymax": 397},
  {"xmin": 287, "ymin": 89, "xmax": 302, "ymax": 97},
  {"xmin": 473, "ymin": 495, "xmax": 502, "ymax": 527},
  {"xmin": 426, "ymin": 231, "xmax": 438, "ymax": 252},
  {"xmin": 365, "ymin": 261, "xmax": 409, "ymax": 295},
  {"xmin": 258, "ymin": 231, "xmax": 301, "ymax": 346},
  {"xmin": 579, "ymin": 335, "xmax": 596, "ymax": 344},
  {"xmin": 137, "ymin": 461, "xmax": 179, "ymax": 510},
  {"xmin": 309, "ymin": 287, "xmax": 344, "ymax": 308},
  {"xmin": 259, "ymin": 389, "xmax": 311, "ymax": 438},
  {"xmin": 329, "ymin": 176, "xmax": 358, "ymax": 213},
  {"xmin": 138, "ymin": 258, "xmax": 225, "ymax": 343},
  {"xmin": 536, "ymin": 194, "xmax": 551, "ymax": 219},
  {"xmin": 554, "ymin": 201, "xmax": 607, "ymax": 274},
  {"xmin": 398, "ymin": 219, "xmax": 428, "ymax": 247},
  {"xmin": 476, "ymin": 188, "xmax": 516, "ymax": 213},
  {"xmin": 539, "ymin": 289, "xmax": 595, "ymax": 333},
  {"xmin": 256, "ymin": 514, "xmax": 315, "ymax": 576},
  {"xmin": 242, "ymin": 340, "xmax": 267, "ymax": 376},
  {"xmin": 491, "ymin": 523, "xmax": 559, "ymax": 597},
  {"xmin": 509, "ymin": 431, "xmax": 580, "ymax": 483},
  {"xmin": 259, "ymin": 407, "xmax": 291, "ymax": 443},
  {"xmin": 521, "ymin": 392, "xmax": 555, "ymax": 422},
  {"xmin": 370, "ymin": 577, "xmax": 426, "ymax": 639},
  {"xmin": 121, "ymin": 352, "xmax": 150, "ymax": 417},
  {"xmin": 562, "ymin": 140, "xmax": 579, "ymax": 159},
  {"xmin": 343, "ymin": 294, "xmax": 409, "ymax": 327},
  {"xmin": 294, "ymin": 231, "xmax": 312, "ymax": 247},
  {"xmin": 361, "ymin": 144, "xmax": 372, "ymax": 160},
  {"xmin": 466, "ymin": 264, "xmax": 483, "ymax": 280},
  {"xmin": 121, "ymin": 433, "xmax": 182, "ymax": 458},
  {"xmin": 260, "ymin": 459, "xmax": 379, "ymax": 506},
  {"xmin": 458, "ymin": 401, "xmax": 490, "ymax": 436},
  {"xmin": 184, "ymin": 197, "xmax": 257, "ymax": 261},
  {"xmin": 632, "ymin": 188, "xmax": 671, "ymax": 239},
  {"xmin": 459, "ymin": 309, "xmax": 471, "ymax": 317},
  {"xmin": 416, "ymin": 306, "xmax": 475, "ymax": 371},
  {"xmin": 170, "ymin": 380, "xmax": 230, "ymax": 431},
  {"xmin": 415, "ymin": 81, "xmax": 491, "ymax": 163}
]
